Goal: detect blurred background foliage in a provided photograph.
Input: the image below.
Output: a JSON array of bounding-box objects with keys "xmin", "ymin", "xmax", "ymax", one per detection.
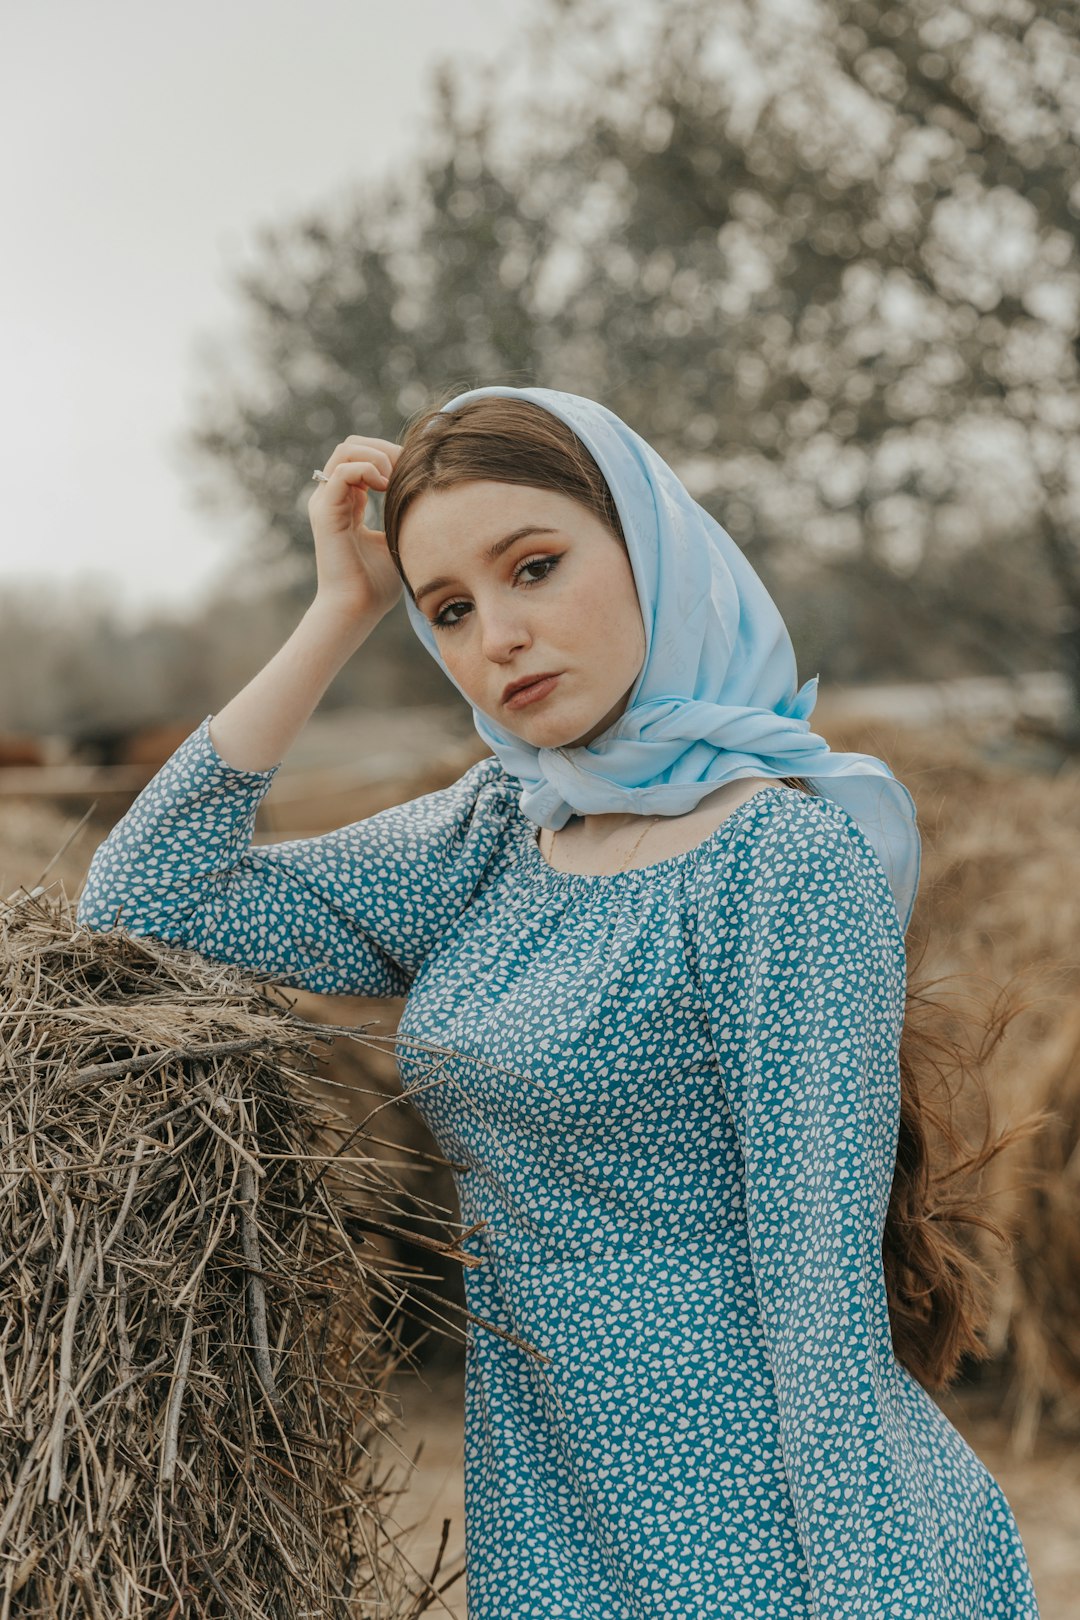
[{"xmin": 4, "ymin": 0, "xmax": 1079, "ymax": 738}]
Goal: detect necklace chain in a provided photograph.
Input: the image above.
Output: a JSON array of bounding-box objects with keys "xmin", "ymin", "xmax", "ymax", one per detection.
[
  {"xmin": 546, "ymin": 752, "xmax": 664, "ymax": 873},
  {"xmin": 544, "ymin": 812, "xmax": 663, "ymax": 874},
  {"xmin": 614, "ymin": 813, "xmax": 662, "ymax": 872}
]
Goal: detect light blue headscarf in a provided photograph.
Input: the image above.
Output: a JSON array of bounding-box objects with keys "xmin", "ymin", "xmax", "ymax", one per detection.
[{"xmin": 401, "ymin": 384, "xmax": 921, "ymax": 934}]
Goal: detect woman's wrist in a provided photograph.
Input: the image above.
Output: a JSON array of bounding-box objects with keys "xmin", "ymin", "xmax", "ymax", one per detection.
[
  {"xmin": 206, "ymin": 599, "xmax": 382, "ymax": 773},
  {"xmin": 307, "ymin": 593, "xmax": 387, "ymax": 651}
]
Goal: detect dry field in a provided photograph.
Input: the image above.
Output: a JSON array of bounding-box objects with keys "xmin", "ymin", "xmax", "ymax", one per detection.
[{"xmin": 2, "ymin": 696, "xmax": 1078, "ymax": 1616}]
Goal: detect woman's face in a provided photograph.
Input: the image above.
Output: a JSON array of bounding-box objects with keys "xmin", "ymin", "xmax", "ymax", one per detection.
[{"xmin": 397, "ymin": 479, "xmax": 646, "ymax": 749}]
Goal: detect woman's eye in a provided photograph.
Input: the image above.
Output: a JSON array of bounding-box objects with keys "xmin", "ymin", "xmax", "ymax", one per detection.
[
  {"xmin": 433, "ymin": 602, "xmax": 467, "ymax": 629},
  {"xmin": 432, "ymin": 555, "xmax": 561, "ymax": 630},
  {"xmin": 519, "ymin": 555, "xmax": 560, "ymax": 586}
]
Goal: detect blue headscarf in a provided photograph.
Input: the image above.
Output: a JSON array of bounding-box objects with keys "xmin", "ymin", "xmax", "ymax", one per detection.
[{"xmin": 402, "ymin": 384, "xmax": 921, "ymax": 934}]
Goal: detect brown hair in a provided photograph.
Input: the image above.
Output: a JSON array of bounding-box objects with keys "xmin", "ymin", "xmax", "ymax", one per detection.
[{"xmin": 382, "ymin": 388, "xmax": 1044, "ymax": 1392}]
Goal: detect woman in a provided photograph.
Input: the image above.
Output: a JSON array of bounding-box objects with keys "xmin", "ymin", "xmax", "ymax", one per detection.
[{"xmin": 77, "ymin": 384, "xmax": 1041, "ymax": 1618}]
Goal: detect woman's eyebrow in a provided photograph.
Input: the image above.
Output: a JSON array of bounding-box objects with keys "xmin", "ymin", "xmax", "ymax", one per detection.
[{"xmin": 413, "ymin": 526, "xmax": 559, "ymax": 606}]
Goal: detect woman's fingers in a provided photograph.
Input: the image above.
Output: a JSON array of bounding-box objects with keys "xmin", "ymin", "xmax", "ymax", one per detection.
[
  {"xmin": 344, "ymin": 434, "xmax": 402, "ymax": 459},
  {"xmin": 318, "ymin": 448, "xmax": 391, "ymax": 481},
  {"xmin": 308, "ymin": 460, "xmax": 389, "ymax": 501},
  {"xmin": 318, "ymin": 437, "xmax": 400, "ymax": 482}
]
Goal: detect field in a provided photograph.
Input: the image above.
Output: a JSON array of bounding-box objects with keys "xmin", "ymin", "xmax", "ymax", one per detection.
[{"xmin": 2, "ymin": 688, "xmax": 1077, "ymax": 1617}]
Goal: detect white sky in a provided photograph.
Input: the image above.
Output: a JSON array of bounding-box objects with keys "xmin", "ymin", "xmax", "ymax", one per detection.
[{"xmin": 0, "ymin": 0, "xmax": 534, "ymax": 628}]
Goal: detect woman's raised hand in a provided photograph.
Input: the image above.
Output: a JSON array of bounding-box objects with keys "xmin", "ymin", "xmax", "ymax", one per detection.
[{"xmin": 308, "ymin": 435, "xmax": 405, "ymax": 625}]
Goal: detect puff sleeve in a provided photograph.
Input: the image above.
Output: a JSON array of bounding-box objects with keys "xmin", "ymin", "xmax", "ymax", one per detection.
[
  {"xmin": 76, "ymin": 714, "xmax": 508, "ymax": 998},
  {"xmin": 689, "ymin": 795, "xmax": 953, "ymax": 1617}
]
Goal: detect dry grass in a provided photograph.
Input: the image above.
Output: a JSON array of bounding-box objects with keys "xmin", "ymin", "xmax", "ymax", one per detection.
[
  {"xmin": 2, "ymin": 708, "xmax": 1079, "ymax": 1472},
  {"xmin": 0, "ymin": 886, "xmax": 517, "ymax": 1619},
  {"xmin": 1005, "ymin": 1002, "xmax": 1080, "ymax": 1449},
  {"xmin": 813, "ymin": 709, "xmax": 1080, "ymax": 1449}
]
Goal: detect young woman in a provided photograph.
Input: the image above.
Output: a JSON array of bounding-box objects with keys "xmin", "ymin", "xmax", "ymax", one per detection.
[{"xmin": 78, "ymin": 385, "xmax": 1041, "ymax": 1618}]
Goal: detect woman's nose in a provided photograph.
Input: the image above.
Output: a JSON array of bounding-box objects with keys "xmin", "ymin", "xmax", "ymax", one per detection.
[{"xmin": 480, "ymin": 607, "xmax": 532, "ymax": 661}]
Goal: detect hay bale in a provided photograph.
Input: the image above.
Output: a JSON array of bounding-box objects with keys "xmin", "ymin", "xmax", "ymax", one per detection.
[
  {"xmin": 818, "ymin": 714, "xmax": 1080, "ymax": 1451},
  {"xmin": 0, "ymin": 886, "xmax": 489, "ymax": 1619},
  {"xmin": 1008, "ymin": 1004, "xmax": 1080, "ymax": 1449}
]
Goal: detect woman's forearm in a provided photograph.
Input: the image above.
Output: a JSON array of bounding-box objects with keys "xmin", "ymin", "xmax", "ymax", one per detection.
[{"xmin": 207, "ymin": 598, "xmax": 384, "ymax": 771}]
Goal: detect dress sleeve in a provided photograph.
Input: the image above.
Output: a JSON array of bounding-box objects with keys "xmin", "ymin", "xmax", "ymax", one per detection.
[
  {"xmin": 76, "ymin": 715, "xmax": 509, "ymax": 998},
  {"xmin": 690, "ymin": 797, "xmax": 952, "ymax": 1616}
]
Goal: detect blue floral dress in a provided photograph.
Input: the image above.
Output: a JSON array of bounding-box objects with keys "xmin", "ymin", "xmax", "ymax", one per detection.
[{"xmin": 77, "ymin": 716, "xmax": 1041, "ymax": 1619}]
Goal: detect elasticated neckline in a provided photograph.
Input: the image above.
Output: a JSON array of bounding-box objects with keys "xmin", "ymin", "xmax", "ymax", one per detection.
[{"xmin": 506, "ymin": 785, "xmax": 797, "ymax": 893}]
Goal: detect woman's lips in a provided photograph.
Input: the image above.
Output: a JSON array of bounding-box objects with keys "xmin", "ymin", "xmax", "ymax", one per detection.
[{"xmin": 503, "ymin": 674, "xmax": 561, "ymax": 710}]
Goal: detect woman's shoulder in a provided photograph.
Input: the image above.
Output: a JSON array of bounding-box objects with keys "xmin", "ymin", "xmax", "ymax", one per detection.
[
  {"xmin": 319, "ymin": 754, "xmax": 518, "ymax": 916},
  {"xmin": 395, "ymin": 751, "xmax": 515, "ymax": 837},
  {"xmin": 399, "ymin": 752, "xmax": 525, "ymax": 864},
  {"xmin": 694, "ymin": 783, "xmax": 901, "ymax": 933},
  {"xmin": 699, "ymin": 781, "xmax": 856, "ymax": 867},
  {"xmin": 451, "ymin": 751, "xmax": 518, "ymax": 812}
]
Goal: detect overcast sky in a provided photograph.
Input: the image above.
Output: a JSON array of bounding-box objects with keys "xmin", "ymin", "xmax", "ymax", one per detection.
[{"xmin": 0, "ymin": 1, "xmax": 538, "ymax": 626}]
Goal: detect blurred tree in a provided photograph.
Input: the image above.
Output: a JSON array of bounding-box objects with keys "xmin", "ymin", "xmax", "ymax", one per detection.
[
  {"xmin": 181, "ymin": 0, "xmax": 1080, "ymax": 728},
  {"xmin": 0, "ymin": 579, "xmax": 308, "ymax": 739},
  {"xmin": 180, "ymin": 65, "xmax": 558, "ymax": 711}
]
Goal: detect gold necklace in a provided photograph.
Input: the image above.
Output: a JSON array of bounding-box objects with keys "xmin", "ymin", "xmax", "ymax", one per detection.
[
  {"xmin": 543, "ymin": 812, "xmax": 663, "ymax": 874},
  {"xmin": 614, "ymin": 813, "xmax": 663, "ymax": 872}
]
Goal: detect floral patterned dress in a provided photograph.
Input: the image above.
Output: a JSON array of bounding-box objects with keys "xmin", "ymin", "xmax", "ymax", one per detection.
[{"xmin": 77, "ymin": 716, "xmax": 1041, "ymax": 1619}]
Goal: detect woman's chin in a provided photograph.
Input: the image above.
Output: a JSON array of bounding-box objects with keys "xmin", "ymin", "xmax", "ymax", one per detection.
[
  {"xmin": 510, "ymin": 722, "xmax": 587, "ymax": 750},
  {"xmin": 484, "ymin": 697, "xmax": 618, "ymax": 751}
]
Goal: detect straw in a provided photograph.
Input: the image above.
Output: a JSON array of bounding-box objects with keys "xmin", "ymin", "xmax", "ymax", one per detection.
[{"xmin": 0, "ymin": 885, "xmax": 538, "ymax": 1619}]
